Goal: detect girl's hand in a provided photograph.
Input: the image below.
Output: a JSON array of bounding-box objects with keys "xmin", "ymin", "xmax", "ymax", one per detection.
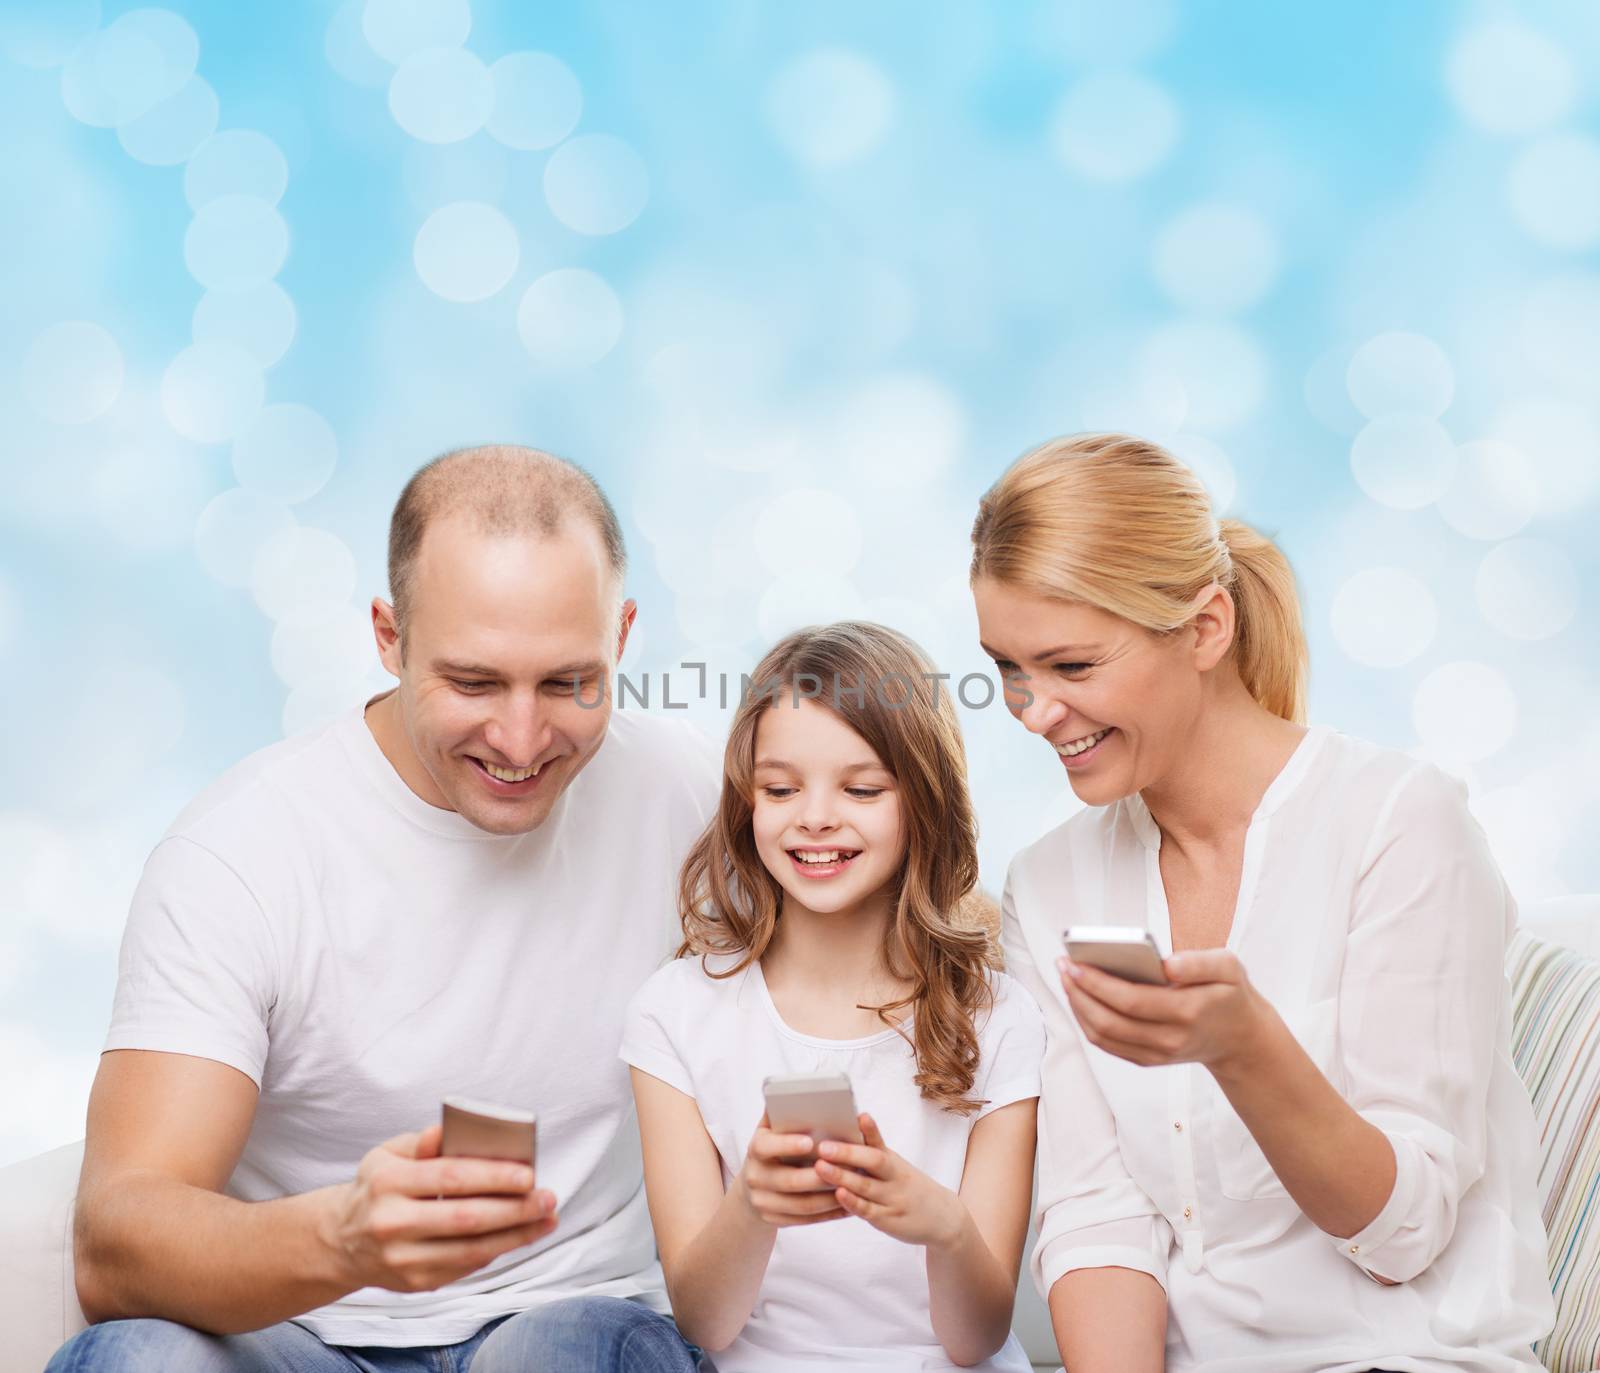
[
  {"xmin": 814, "ymin": 1114, "xmax": 968, "ymax": 1250},
  {"xmin": 1058, "ymin": 948, "xmax": 1269, "ymax": 1074},
  {"xmin": 736, "ymin": 1113, "xmax": 849, "ymax": 1229}
]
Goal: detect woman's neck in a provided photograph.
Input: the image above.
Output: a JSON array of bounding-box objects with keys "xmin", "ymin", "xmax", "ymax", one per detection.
[
  {"xmin": 1139, "ymin": 673, "xmax": 1308, "ymax": 851},
  {"xmin": 760, "ymin": 887, "xmax": 913, "ymax": 1034}
]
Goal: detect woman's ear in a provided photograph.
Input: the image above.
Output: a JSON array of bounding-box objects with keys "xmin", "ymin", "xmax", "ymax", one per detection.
[{"xmin": 1190, "ymin": 583, "xmax": 1236, "ymax": 672}]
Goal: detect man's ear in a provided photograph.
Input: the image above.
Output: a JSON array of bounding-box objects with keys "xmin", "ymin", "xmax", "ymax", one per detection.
[
  {"xmin": 614, "ymin": 597, "xmax": 638, "ymax": 663},
  {"xmin": 373, "ymin": 597, "xmax": 403, "ymax": 677},
  {"xmin": 1191, "ymin": 584, "xmax": 1236, "ymax": 673}
]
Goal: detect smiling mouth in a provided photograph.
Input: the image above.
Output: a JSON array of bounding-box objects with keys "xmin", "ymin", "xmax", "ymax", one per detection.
[
  {"xmin": 469, "ymin": 756, "xmax": 548, "ymax": 790},
  {"xmin": 786, "ymin": 847, "xmax": 862, "ymax": 877},
  {"xmin": 1054, "ymin": 727, "xmax": 1112, "ymax": 758}
]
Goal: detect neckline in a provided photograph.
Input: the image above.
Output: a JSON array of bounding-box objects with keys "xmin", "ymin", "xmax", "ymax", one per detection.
[
  {"xmin": 1125, "ymin": 722, "xmax": 1329, "ymax": 852},
  {"xmin": 749, "ymin": 959, "xmax": 910, "ymax": 1050},
  {"xmin": 337, "ymin": 695, "xmax": 572, "ymax": 842}
]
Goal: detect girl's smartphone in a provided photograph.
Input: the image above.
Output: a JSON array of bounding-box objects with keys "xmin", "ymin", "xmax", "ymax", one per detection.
[
  {"xmin": 1062, "ymin": 926, "xmax": 1169, "ymax": 985},
  {"xmin": 440, "ymin": 1096, "xmax": 538, "ymax": 1169},
  {"xmin": 761, "ymin": 1071, "xmax": 864, "ymax": 1161}
]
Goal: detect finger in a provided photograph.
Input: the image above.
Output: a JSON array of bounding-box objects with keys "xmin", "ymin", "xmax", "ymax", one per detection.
[
  {"xmin": 834, "ymin": 1187, "xmax": 883, "ymax": 1223},
  {"xmin": 815, "ymin": 1160, "xmax": 881, "ymax": 1200},
  {"xmin": 814, "ymin": 1140, "xmax": 887, "ymax": 1176},
  {"xmin": 402, "ymin": 1156, "xmax": 538, "ymax": 1198},
  {"xmin": 1059, "ymin": 957, "xmax": 1172, "ymax": 1021},
  {"xmin": 746, "ymin": 1160, "xmax": 834, "ymax": 1195},
  {"xmin": 387, "ymin": 1216, "xmax": 558, "ymax": 1283},
  {"xmin": 1164, "ymin": 949, "xmax": 1243, "ymax": 987},
  {"xmin": 399, "ymin": 1191, "xmax": 557, "ymax": 1240},
  {"xmin": 751, "ymin": 1130, "xmax": 816, "ymax": 1162},
  {"xmin": 857, "ymin": 1114, "xmax": 886, "ymax": 1151},
  {"xmin": 1066, "ymin": 980, "xmax": 1173, "ymax": 1053},
  {"xmin": 773, "ymin": 1206, "xmax": 848, "ymax": 1228},
  {"xmin": 753, "ymin": 1187, "xmax": 851, "ymax": 1218}
]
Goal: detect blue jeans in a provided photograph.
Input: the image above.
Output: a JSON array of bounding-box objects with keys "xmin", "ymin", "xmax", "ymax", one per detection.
[{"xmin": 45, "ymin": 1295, "xmax": 715, "ymax": 1372}]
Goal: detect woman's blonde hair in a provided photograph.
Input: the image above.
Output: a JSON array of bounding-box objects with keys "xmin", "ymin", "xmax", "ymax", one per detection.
[
  {"xmin": 678, "ymin": 622, "xmax": 997, "ymax": 1114},
  {"xmin": 969, "ymin": 433, "xmax": 1308, "ymax": 723}
]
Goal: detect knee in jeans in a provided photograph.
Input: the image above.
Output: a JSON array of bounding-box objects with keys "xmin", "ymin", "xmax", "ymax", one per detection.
[{"xmin": 47, "ymin": 1319, "xmax": 223, "ymax": 1372}]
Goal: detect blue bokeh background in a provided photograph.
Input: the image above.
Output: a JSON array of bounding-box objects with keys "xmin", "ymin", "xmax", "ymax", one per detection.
[{"xmin": 4, "ymin": 0, "xmax": 1600, "ymax": 1164}]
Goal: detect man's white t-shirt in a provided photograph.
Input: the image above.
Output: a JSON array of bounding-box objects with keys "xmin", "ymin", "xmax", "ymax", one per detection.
[
  {"xmin": 105, "ymin": 699, "xmax": 720, "ymax": 1347},
  {"xmin": 619, "ymin": 953, "xmax": 1045, "ymax": 1372}
]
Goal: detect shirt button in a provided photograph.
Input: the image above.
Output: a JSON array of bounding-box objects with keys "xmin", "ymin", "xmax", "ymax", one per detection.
[
  {"xmin": 1183, "ymin": 1206, "xmax": 1193, "ymax": 1220},
  {"xmin": 1173, "ymin": 1121, "xmax": 1183, "ymax": 1132},
  {"xmin": 1349, "ymin": 1244, "xmax": 1360, "ymax": 1255}
]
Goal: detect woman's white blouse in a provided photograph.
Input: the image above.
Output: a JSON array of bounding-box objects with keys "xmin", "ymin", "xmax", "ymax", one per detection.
[{"xmin": 1003, "ymin": 724, "xmax": 1554, "ymax": 1372}]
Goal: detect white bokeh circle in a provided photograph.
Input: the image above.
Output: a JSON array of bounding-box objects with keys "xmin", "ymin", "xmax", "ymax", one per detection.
[
  {"xmin": 766, "ymin": 49, "xmax": 895, "ymax": 168},
  {"xmin": 413, "ymin": 201, "xmax": 519, "ymax": 302},
  {"xmin": 1349, "ymin": 415, "xmax": 1457, "ymax": 510},
  {"xmin": 2, "ymin": 0, "xmax": 100, "ymax": 69},
  {"xmin": 361, "ymin": 0, "xmax": 470, "ymax": 64},
  {"xmin": 271, "ymin": 604, "xmax": 373, "ymax": 690},
  {"xmin": 1520, "ymin": 272, "xmax": 1600, "ymax": 394},
  {"xmin": 486, "ymin": 51, "xmax": 582, "ymax": 150},
  {"xmin": 754, "ymin": 488, "xmax": 863, "ymax": 579},
  {"xmin": 184, "ymin": 195, "xmax": 290, "ymax": 291},
  {"xmin": 1509, "ymin": 134, "xmax": 1600, "ymax": 251},
  {"xmin": 1141, "ymin": 321, "xmax": 1264, "ymax": 430},
  {"xmin": 185, "ymin": 130, "xmax": 289, "ymax": 208},
  {"xmin": 1033, "ymin": 0, "xmax": 1178, "ymax": 65},
  {"xmin": 194, "ymin": 488, "xmax": 296, "ymax": 587},
  {"xmin": 161, "ymin": 342, "xmax": 265, "ymax": 443},
  {"xmin": 388, "ymin": 46, "xmax": 492, "ymax": 144},
  {"xmin": 517, "ymin": 269, "xmax": 624, "ymax": 368},
  {"xmin": 1437, "ymin": 439, "xmax": 1539, "ymax": 541},
  {"xmin": 1330, "ymin": 567, "xmax": 1438, "ymax": 668},
  {"xmin": 1051, "ymin": 71, "xmax": 1180, "ymax": 182},
  {"xmin": 543, "ymin": 134, "xmax": 649, "ymax": 235},
  {"xmin": 1475, "ymin": 538, "xmax": 1579, "ymax": 641},
  {"xmin": 22, "ymin": 321, "xmax": 123, "ymax": 424},
  {"xmin": 192, "ymin": 282, "xmax": 298, "ymax": 369},
  {"xmin": 1412, "ymin": 660, "xmax": 1517, "ymax": 764},
  {"xmin": 60, "ymin": 8, "xmax": 197, "ymax": 128},
  {"xmin": 233, "ymin": 403, "xmax": 339, "ymax": 505},
  {"xmin": 1491, "ymin": 397, "xmax": 1600, "ymax": 516},
  {"xmin": 1152, "ymin": 203, "xmax": 1279, "ymax": 314},
  {"xmin": 251, "ymin": 526, "xmax": 360, "ymax": 626},
  {"xmin": 1445, "ymin": 19, "xmax": 1576, "ymax": 135},
  {"xmin": 324, "ymin": 0, "xmax": 389, "ymax": 87},
  {"xmin": 757, "ymin": 573, "xmax": 869, "ymax": 642},
  {"xmin": 1346, "ymin": 331, "xmax": 1454, "ymax": 419},
  {"xmin": 1167, "ymin": 433, "xmax": 1238, "ymax": 512},
  {"xmin": 832, "ymin": 374, "xmax": 967, "ymax": 490},
  {"xmin": 116, "ymin": 75, "xmax": 218, "ymax": 165},
  {"xmin": 90, "ymin": 444, "xmax": 212, "ymax": 552}
]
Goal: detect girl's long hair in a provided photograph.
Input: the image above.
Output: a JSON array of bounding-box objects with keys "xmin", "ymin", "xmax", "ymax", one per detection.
[{"xmin": 678, "ymin": 621, "xmax": 997, "ymax": 1114}]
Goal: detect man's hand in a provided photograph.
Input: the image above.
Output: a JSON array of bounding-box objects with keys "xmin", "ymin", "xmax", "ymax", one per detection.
[
  {"xmin": 814, "ymin": 1114, "xmax": 967, "ymax": 1249},
  {"xmin": 735, "ymin": 1113, "xmax": 849, "ymax": 1229},
  {"xmin": 319, "ymin": 1123, "xmax": 559, "ymax": 1293},
  {"xmin": 1058, "ymin": 949, "xmax": 1270, "ymax": 1072}
]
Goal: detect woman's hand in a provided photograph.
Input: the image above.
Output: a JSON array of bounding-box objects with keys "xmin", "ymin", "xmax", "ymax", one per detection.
[
  {"xmin": 814, "ymin": 1114, "xmax": 968, "ymax": 1250},
  {"xmin": 736, "ymin": 1113, "xmax": 849, "ymax": 1229},
  {"xmin": 1057, "ymin": 949, "xmax": 1269, "ymax": 1073}
]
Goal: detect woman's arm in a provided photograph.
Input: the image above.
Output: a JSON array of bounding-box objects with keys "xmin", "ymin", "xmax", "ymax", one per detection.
[
  {"xmin": 629, "ymin": 1067, "xmax": 845, "ymax": 1352},
  {"xmin": 815, "ymin": 1101, "xmax": 1034, "ymax": 1366},
  {"xmin": 1049, "ymin": 1266, "xmax": 1167, "ymax": 1372}
]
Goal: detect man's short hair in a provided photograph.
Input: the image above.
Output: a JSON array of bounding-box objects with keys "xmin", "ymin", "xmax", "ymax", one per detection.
[{"xmin": 387, "ymin": 444, "xmax": 628, "ymax": 634}]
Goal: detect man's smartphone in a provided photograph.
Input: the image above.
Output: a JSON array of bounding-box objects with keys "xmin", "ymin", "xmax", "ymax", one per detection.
[
  {"xmin": 1062, "ymin": 925, "xmax": 1169, "ymax": 985},
  {"xmin": 440, "ymin": 1096, "xmax": 537, "ymax": 1169},
  {"xmin": 761, "ymin": 1071, "xmax": 863, "ymax": 1162}
]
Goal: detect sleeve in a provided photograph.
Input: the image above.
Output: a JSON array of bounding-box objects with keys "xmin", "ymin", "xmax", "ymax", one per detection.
[
  {"xmin": 974, "ymin": 973, "xmax": 1045, "ymax": 1119},
  {"xmin": 617, "ymin": 962, "xmax": 697, "ymax": 1098},
  {"xmin": 1333, "ymin": 764, "xmax": 1512, "ymax": 1284},
  {"xmin": 103, "ymin": 835, "xmax": 278, "ymax": 1086},
  {"xmin": 1001, "ymin": 861, "xmax": 1173, "ymax": 1298}
]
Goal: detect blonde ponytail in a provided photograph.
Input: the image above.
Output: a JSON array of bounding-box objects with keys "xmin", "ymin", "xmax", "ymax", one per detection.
[{"xmin": 970, "ymin": 433, "xmax": 1309, "ymax": 724}]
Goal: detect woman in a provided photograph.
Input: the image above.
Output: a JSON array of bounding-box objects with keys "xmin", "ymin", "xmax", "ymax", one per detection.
[{"xmin": 970, "ymin": 433, "xmax": 1552, "ymax": 1372}]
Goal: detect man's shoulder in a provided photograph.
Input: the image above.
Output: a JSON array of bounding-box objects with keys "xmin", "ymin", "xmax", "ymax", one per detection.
[{"xmin": 586, "ymin": 708, "xmax": 722, "ymax": 811}]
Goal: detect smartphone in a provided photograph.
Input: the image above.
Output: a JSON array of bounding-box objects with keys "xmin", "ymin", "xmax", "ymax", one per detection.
[
  {"xmin": 761, "ymin": 1071, "xmax": 863, "ymax": 1161},
  {"xmin": 440, "ymin": 1096, "xmax": 537, "ymax": 1169},
  {"xmin": 1062, "ymin": 925, "xmax": 1169, "ymax": 985}
]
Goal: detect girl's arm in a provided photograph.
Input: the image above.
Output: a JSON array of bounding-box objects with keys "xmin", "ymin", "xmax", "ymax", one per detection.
[
  {"xmin": 815, "ymin": 1099, "xmax": 1036, "ymax": 1366},
  {"xmin": 629, "ymin": 1067, "xmax": 846, "ymax": 1353},
  {"xmin": 1049, "ymin": 1267, "xmax": 1167, "ymax": 1372}
]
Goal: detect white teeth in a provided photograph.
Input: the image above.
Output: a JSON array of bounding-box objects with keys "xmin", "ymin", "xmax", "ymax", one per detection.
[
  {"xmin": 484, "ymin": 761, "xmax": 541, "ymax": 783},
  {"xmin": 1055, "ymin": 728, "xmax": 1109, "ymax": 758},
  {"xmin": 793, "ymin": 850, "xmax": 857, "ymax": 864}
]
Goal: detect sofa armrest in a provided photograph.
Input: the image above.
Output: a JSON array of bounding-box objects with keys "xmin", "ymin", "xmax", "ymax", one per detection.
[{"xmin": 0, "ymin": 1139, "xmax": 88, "ymax": 1372}]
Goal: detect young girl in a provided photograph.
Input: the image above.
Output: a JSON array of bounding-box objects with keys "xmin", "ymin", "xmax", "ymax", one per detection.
[{"xmin": 619, "ymin": 622, "xmax": 1045, "ymax": 1371}]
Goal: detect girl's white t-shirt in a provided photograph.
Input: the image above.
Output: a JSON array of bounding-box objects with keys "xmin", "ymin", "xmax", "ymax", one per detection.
[{"xmin": 620, "ymin": 953, "xmax": 1045, "ymax": 1372}]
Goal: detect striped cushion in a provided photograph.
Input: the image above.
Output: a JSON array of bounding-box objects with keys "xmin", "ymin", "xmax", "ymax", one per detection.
[{"xmin": 1509, "ymin": 930, "xmax": 1600, "ymax": 1372}]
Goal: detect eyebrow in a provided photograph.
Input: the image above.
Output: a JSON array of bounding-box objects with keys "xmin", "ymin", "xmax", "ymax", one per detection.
[
  {"xmin": 753, "ymin": 758, "xmax": 888, "ymax": 774},
  {"xmin": 978, "ymin": 642, "xmax": 1102, "ymax": 662},
  {"xmin": 432, "ymin": 659, "xmax": 607, "ymax": 679}
]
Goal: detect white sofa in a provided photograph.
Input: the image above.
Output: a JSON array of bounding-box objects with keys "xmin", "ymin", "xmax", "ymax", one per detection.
[{"xmin": 5, "ymin": 898, "xmax": 1598, "ymax": 1373}]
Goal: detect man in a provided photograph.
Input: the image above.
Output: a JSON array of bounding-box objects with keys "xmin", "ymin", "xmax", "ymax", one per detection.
[{"xmin": 47, "ymin": 446, "xmax": 720, "ymax": 1370}]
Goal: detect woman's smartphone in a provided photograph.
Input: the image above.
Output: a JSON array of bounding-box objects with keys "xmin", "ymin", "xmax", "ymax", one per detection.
[
  {"xmin": 761, "ymin": 1071, "xmax": 863, "ymax": 1162},
  {"xmin": 1062, "ymin": 926, "xmax": 1169, "ymax": 985},
  {"xmin": 440, "ymin": 1096, "xmax": 538, "ymax": 1169}
]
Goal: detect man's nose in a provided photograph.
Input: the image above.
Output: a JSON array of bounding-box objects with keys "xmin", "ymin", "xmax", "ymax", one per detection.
[{"xmin": 483, "ymin": 708, "xmax": 547, "ymax": 766}]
